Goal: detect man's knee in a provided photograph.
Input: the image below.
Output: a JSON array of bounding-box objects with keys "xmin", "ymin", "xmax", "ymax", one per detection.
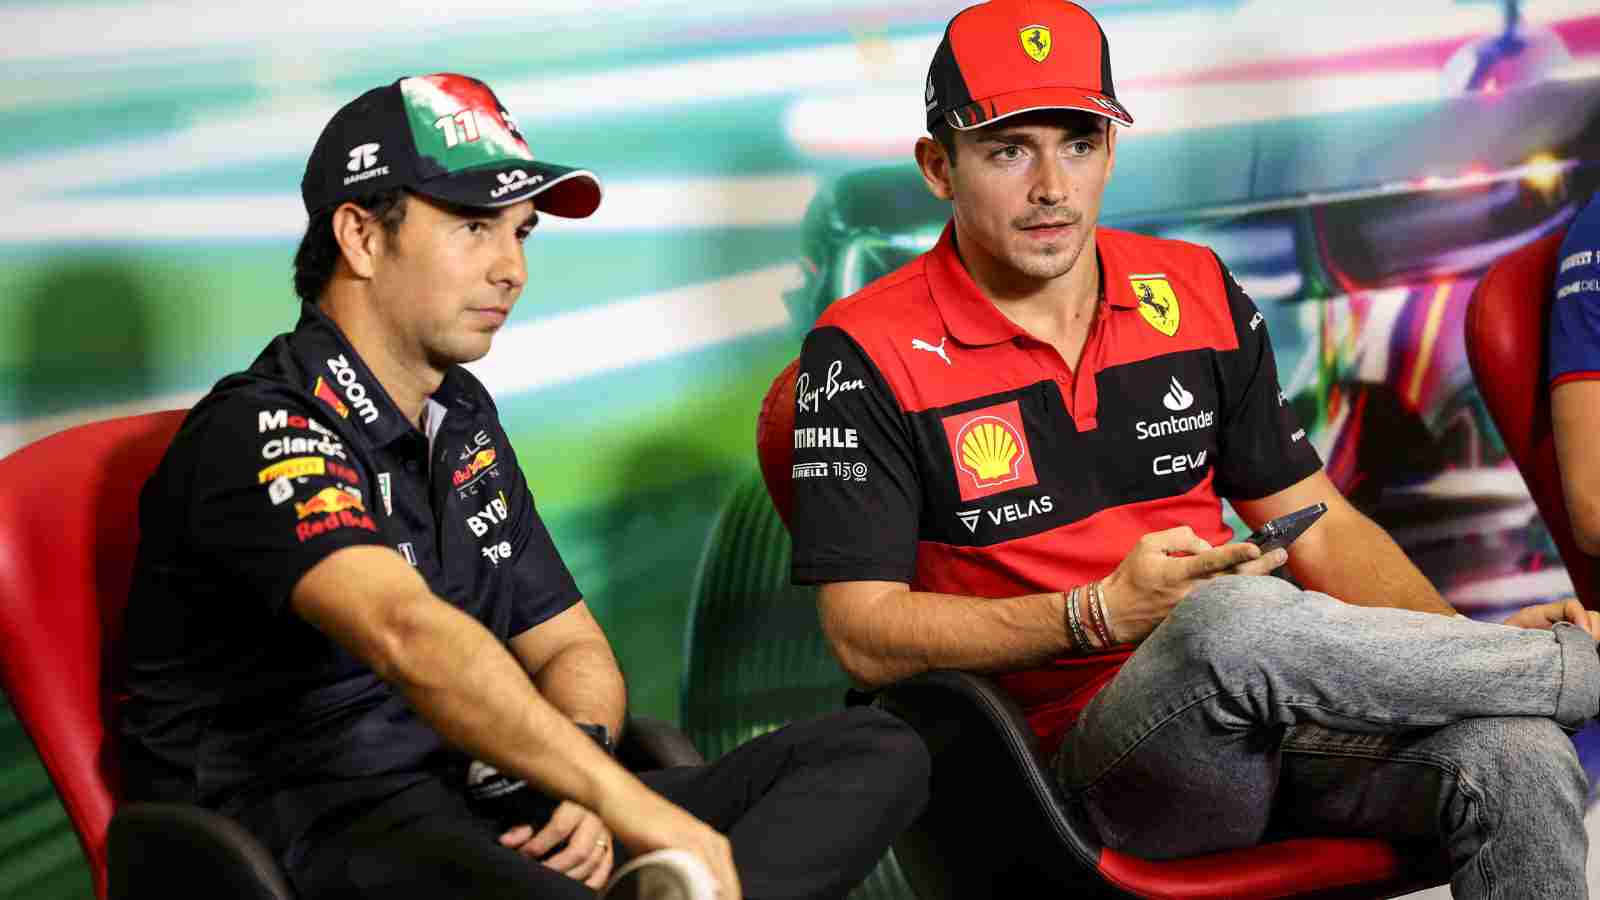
[
  {"xmin": 829, "ymin": 707, "xmax": 932, "ymax": 796},
  {"xmin": 1156, "ymin": 575, "xmax": 1304, "ymax": 667},
  {"xmin": 1442, "ymin": 717, "xmax": 1585, "ymax": 831}
]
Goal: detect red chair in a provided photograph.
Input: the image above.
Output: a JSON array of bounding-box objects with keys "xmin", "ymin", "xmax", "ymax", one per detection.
[
  {"xmin": 1465, "ymin": 226, "xmax": 1597, "ymax": 609},
  {"xmin": 0, "ymin": 411, "xmax": 298, "ymax": 899},
  {"xmin": 0, "ymin": 411, "xmax": 708, "ymax": 899},
  {"xmin": 759, "ymin": 363, "xmax": 1447, "ymax": 898}
]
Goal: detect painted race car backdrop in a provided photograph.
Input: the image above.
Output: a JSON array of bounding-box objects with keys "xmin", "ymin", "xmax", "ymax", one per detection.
[{"xmin": 3, "ymin": 1, "xmax": 1599, "ymax": 896}]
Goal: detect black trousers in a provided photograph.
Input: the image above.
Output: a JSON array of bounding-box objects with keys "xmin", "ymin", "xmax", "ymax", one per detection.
[{"xmin": 290, "ymin": 708, "xmax": 930, "ymax": 900}]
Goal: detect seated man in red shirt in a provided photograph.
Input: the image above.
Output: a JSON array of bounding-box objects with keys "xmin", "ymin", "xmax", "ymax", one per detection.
[{"xmin": 790, "ymin": 3, "xmax": 1600, "ymax": 896}]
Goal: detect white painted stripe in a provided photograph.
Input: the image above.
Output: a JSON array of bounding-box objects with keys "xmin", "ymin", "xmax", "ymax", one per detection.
[
  {"xmin": 0, "ymin": 264, "xmax": 798, "ymax": 455},
  {"xmin": 0, "ymin": 0, "xmax": 937, "ymax": 64},
  {"xmin": 10, "ymin": 0, "xmax": 1595, "ymax": 68},
  {"xmin": 1446, "ymin": 567, "xmax": 1578, "ymax": 609},
  {"xmin": 0, "ymin": 174, "xmax": 819, "ymax": 242},
  {"xmin": 465, "ymin": 264, "xmax": 797, "ymax": 394},
  {"xmin": 10, "ymin": 5, "xmax": 1593, "ymax": 197},
  {"xmin": 0, "ymin": 391, "xmax": 207, "ymax": 458}
]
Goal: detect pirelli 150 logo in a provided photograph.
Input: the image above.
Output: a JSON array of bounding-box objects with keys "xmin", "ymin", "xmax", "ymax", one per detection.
[{"xmin": 941, "ymin": 400, "xmax": 1039, "ymax": 502}]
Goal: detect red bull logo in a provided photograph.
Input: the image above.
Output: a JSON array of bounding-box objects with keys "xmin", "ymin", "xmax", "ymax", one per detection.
[
  {"xmin": 293, "ymin": 485, "xmax": 377, "ymax": 542},
  {"xmin": 313, "ymin": 376, "xmax": 350, "ymax": 418},
  {"xmin": 294, "ymin": 486, "xmax": 365, "ymax": 520},
  {"xmin": 452, "ymin": 448, "xmax": 498, "ymax": 487}
]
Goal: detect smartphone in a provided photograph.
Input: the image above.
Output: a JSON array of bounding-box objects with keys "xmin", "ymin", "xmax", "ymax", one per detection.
[{"xmin": 1245, "ymin": 502, "xmax": 1327, "ymax": 553}]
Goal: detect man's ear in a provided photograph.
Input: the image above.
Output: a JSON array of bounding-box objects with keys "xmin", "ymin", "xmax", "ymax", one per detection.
[
  {"xmin": 330, "ymin": 202, "xmax": 384, "ymax": 280},
  {"xmin": 915, "ymin": 136, "xmax": 955, "ymax": 201}
]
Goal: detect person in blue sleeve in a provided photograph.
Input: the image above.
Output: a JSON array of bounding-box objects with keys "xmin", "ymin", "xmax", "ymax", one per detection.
[{"xmin": 1551, "ymin": 194, "xmax": 1600, "ymax": 557}]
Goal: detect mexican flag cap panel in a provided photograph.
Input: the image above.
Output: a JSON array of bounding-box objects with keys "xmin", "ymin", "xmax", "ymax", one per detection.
[
  {"xmin": 925, "ymin": 0, "xmax": 1133, "ymax": 133},
  {"xmin": 300, "ymin": 73, "xmax": 602, "ymax": 219}
]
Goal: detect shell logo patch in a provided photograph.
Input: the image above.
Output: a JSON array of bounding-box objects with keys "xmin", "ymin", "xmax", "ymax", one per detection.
[
  {"xmin": 1131, "ymin": 274, "xmax": 1181, "ymax": 337},
  {"xmin": 942, "ymin": 400, "xmax": 1039, "ymax": 502},
  {"xmin": 1020, "ymin": 25, "xmax": 1052, "ymax": 63}
]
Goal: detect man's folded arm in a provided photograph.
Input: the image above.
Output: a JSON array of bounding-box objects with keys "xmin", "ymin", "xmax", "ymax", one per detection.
[
  {"xmin": 817, "ymin": 579, "xmax": 1074, "ymax": 691},
  {"xmin": 1553, "ymin": 380, "xmax": 1600, "ymax": 556},
  {"xmin": 289, "ymin": 545, "xmax": 641, "ymax": 812}
]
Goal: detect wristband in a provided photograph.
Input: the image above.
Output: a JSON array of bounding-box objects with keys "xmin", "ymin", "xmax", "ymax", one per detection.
[
  {"xmin": 1087, "ymin": 579, "xmax": 1115, "ymax": 648},
  {"xmin": 1064, "ymin": 586, "xmax": 1091, "ymax": 652}
]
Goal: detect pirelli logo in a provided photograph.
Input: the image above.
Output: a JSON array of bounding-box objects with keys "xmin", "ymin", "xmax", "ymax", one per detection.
[{"xmin": 941, "ymin": 400, "xmax": 1039, "ymax": 502}]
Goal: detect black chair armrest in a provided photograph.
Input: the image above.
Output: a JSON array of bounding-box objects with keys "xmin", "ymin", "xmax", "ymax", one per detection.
[
  {"xmin": 875, "ymin": 670, "xmax": 1118, "ymax": 896},
  {"xmin": 107, "ymin": 802, "xmax": 297, "ymax": 900},
  {"xmin": 620, "ymin": 714, "xmax": 707, "ymax": 770}
]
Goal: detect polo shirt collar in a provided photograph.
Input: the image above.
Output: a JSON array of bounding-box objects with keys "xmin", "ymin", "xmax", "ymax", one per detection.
[
  {"xmin": 925, "ymin": 221, "xmax": 1124, "ymax": 346},
  {"xmin": 289, "ymin": 302, "xmax": 478, "ymax": 448}
]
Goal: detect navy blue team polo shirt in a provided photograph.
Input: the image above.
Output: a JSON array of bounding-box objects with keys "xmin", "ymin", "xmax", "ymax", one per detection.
[
  {"xmin": 1550, "ymin": 195, "xmax": 1600, "ymax": 387},
  {"xmin": 119, "ymin": 302, "xmax": 579, "ymax": 855}
]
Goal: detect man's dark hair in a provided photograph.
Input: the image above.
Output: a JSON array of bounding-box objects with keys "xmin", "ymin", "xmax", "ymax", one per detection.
[
  {"xmin": 930, "ymin": 119, "xmax": 959, "ymax": 167},
  {"xmin": 930, "ymin": 111, "xmax": 1114, "ymax": 171},
  {"xmin": 292, "ymin": 188, "xmax": 410, "ymax": 303}
]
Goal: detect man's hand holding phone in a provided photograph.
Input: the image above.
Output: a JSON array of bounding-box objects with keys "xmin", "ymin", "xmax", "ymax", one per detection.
[{"xmin": 1098, "ymin": 527, "xmax": 1286, "ymax": 644}]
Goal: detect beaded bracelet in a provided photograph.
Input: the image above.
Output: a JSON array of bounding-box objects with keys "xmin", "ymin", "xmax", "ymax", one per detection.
[
  {"xmin": 1064, "ymin": 585, "xmax": 1091, "ymax": 651},
  {"xmin": 1086, "ymin": 579, "xmax": 1116, "ymax": 648}
]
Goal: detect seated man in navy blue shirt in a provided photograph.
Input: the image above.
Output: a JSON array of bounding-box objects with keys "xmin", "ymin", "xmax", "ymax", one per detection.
[
  {"xmin": 1551, "ymin": 194, "xmax": 1600, "ymax": 558},
  {"xmin": 118, "ymin": 72, "xmax": 928, "ymax": 900}
]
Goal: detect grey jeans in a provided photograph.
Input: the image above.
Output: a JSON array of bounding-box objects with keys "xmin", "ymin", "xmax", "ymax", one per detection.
[{"xmin": 1054, "ymin": 575, "xmax": 1599, "ymax": 899}]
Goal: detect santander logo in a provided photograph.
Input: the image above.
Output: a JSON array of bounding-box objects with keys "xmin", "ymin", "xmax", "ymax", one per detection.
[{"xmin": 1162, "ymin": 376, "xmax": 1194, "ymax": 412}]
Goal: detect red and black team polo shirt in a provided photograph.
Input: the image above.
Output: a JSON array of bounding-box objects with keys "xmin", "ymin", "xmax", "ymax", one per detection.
[{"xmin": 790, "ymin": 222, "xmax": 1322, "ymax": 749}]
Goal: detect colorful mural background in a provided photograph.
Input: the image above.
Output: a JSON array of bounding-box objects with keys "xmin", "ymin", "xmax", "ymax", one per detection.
[{"xmin": 4, "ymin": 1, "xmax": 1599, "ymax": 896}]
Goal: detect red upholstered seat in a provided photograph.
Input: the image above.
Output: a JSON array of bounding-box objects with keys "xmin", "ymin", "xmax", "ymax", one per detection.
[
  {"xmin": 756, "ymin": 364, "xmax": 1445, "ymax": 897},
  {"xmin": 1465, "ymin": 225, "xmax": 1596, "ymax": 608},
  {"xmin": 0, "ymin": 411, "xmax": 188, "ymax": 899}
]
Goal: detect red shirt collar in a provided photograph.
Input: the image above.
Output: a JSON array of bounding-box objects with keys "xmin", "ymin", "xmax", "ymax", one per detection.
[{"xmin": 925, "ymin": 221, "xmax": 1126, "ymax": 347}]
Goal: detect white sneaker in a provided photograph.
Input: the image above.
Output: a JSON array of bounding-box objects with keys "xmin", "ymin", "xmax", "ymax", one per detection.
[{"xmin": 600, "ymin": 848, "xmax": 719, "ymax": 900}]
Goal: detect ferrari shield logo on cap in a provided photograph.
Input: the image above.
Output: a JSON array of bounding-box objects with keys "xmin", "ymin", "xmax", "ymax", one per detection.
[
  {"xmin": 1130, "ymin": 274, "xmax": 1181, "ymax": 337},
  {"xmin": 1020, "ymin": 25, "xmax": 1052, "ymax": 63}
]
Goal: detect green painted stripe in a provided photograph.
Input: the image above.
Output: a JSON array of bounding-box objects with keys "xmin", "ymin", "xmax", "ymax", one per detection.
[{"xmin": 0, "ymin": 226, "xmax": 801, "ymax": 419}]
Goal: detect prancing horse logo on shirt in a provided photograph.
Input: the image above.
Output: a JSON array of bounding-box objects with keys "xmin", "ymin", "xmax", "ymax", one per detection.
[{"xmin": 1130, "ymin": 274, "xmax": 1182, "ymax": 337}]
